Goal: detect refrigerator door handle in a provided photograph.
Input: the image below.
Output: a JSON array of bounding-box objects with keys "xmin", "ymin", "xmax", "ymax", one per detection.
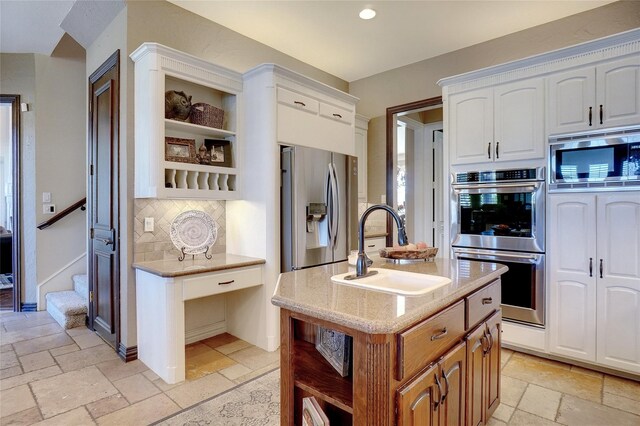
[
  {"xmin": 326, "ymin": 163, "xmax": 333, "ymax": 244},
  {"xmin": 329, "ymin": 162, "xmax": 340, "ymax": 249}
]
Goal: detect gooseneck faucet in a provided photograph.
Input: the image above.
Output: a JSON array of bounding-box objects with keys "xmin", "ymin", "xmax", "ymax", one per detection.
[{"xmin": 345, "ymin": 204, "xmax": 409, "ymax": 280}]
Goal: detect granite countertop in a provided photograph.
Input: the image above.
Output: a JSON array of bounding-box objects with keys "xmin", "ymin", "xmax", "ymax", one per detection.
[
  {"xmin": 272, "ymin": 258, "xmax": 507, "ymax": 334},
  {"xmin": 132, "ymin": 253, "xmax": 266, "ymax": 278}
]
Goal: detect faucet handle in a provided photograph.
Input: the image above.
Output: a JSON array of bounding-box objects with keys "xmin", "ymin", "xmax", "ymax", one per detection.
[{"xmin": 398, "ymin": 226, "xmax": 409, "ymax": 246}]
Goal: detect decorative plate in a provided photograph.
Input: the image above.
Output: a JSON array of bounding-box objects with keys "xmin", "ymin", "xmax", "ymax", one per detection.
[{"xmin": 170, "ymin": 210, "xmax": 217, "ymax": 255}]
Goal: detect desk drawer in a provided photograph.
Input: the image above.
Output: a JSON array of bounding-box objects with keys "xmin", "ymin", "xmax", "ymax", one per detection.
[
  {"xmin": 397, "ymin": 300, "xmax": 465, "ymax": 381},
  {"xmin": 182, "ymin": 266, "xmax": 263, "ymax": 301},
  {"xmin": 466, "ymin": 279, "xmax": 501, "ymax": 330}
]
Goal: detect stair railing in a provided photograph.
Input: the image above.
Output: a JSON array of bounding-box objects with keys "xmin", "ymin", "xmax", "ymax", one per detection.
[{"xmin": 37, "ymin": 197, "xmax": 87, "ymax": 230}]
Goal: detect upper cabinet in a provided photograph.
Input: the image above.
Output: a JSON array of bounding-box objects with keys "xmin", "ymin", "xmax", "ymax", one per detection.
[
  {"xmin": 449, "ymin": 78, "xmax": 544, "ymax": 165},
  {"xmin": 547, "ymin": 55, "xmax": 640, "ymax": 135},
  {"xmin": 355, "ymin": 115, "xmax": 369, "ymax": 202},
  {"xmin": 130, "ymin": 43, "xmax": 243, "ymax": 199}
]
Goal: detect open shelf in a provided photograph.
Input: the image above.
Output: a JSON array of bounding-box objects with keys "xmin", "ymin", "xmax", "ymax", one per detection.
[
  {"xmin": 165, "ymin": 118, "xmax": 236, "ymax": 138},
  {"xmin": 292, "ymin": 339, "xmax": 354, "ymax": 414}
]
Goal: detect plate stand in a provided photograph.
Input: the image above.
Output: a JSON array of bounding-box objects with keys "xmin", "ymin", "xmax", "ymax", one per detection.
[{"xmin": 178, "ymin": 246, "xmax": 213, "ymax": 261}]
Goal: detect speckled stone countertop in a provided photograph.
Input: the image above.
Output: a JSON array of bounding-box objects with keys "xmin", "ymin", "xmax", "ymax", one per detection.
[
  {"xmin": 132, "ymin": 253, "xmax": 265, "ymax": 278},
  {"xmin": 272, "ymin": 258, "xmax": 507, "ymax": 334}
]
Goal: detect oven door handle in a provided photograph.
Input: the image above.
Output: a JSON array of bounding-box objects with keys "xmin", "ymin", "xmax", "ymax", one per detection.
[
  {"xmin": 452, "ymin": 182, "xmax": 541, "ymax": 194},
  {"xmin": 454, "ymin": 249, "xmax": 541, "ymax": 261}
]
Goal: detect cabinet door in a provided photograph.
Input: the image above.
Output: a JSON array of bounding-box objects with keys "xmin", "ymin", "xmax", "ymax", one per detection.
[
  {"xmin": 485, "ymin": 311, "xmax": 501, "ymax": 419},
  {"xmin": 548, "ymin": 194, "xmax": 597, "ymax": 361},
  {"xmin": 547, "ymin": 67, "xmax": 596, "ymax": 135},
  {"xmin": 494, "ymin": 78, "xmax": 544, "ymax": 162},
  {"xmin": 596, "ymin": 55, "xmax": 640, "ymax": 129},
  {"xmin": 450, "ymin": 88, "xmax": 494, "ymax": 165},
  {"xmin": 397, "ymin": 363, "xmax": 441, "ymax": 426},
  {"xmin": 439, "ymin": 341, "xmax": 466, "ymax": 426},
  {"xmin": 355, "ymin": 126, "xmax": 367, "ymax": 201},
  {"xmin": 596, "ymin": 194, "xmax": 640, "ymax": 373},
  {"xmin": 465, "ymin": 323, "xmax": 487, "ymax": 426}
]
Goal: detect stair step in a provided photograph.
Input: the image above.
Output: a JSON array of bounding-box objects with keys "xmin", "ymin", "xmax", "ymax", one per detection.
[
  {"xmin": 46, "ymin": 290, "xmax": 87, "ymax": 329},
  {"xmin": 73, "ymin": 274, "xmax": 88, "ymax": 300}
]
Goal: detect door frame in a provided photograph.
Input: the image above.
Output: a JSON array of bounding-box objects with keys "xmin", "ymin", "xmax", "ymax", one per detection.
[
  {"xmin": 0, "ymin": 95, "xmax": 21, "ymax": 311},
  {"xmin": 87, "ymin": 50, "xmax": 120, "ymax": 348}
]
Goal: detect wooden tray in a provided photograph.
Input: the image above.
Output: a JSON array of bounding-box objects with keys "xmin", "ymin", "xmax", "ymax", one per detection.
[{"xmin": 379, "ymin": 247, "xmax": 438, "ymax": 260}]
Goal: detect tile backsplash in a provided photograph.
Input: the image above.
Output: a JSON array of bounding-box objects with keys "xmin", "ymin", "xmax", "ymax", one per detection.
[
  {"xmin": 358, "ymin": 202, "xmax": 387, "ymax": 235},
  {"xmin": 134, "ymin": 199, "xmax": 226, "ymax": 262}
]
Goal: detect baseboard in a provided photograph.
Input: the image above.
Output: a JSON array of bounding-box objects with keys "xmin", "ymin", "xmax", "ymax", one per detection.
[
  {"xmin": 185, "ymin": 321, "xmax": 226, "ymax": 345},
  {"xmin": 21, "ymin": 303, "xmax": 37, "ymax": 312},
  {"xmin": 118, "ymin": 343, "xmax": 138, "ymax": 362}
]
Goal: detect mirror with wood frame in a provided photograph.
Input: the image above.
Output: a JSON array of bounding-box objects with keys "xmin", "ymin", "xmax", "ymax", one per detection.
[{"xmin": 385, "ymin": 96, "xmax": 444, "ymax": 250}]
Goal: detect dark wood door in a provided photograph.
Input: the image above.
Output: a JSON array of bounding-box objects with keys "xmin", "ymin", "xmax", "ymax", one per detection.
[
  {"xmin": 466, "ymin": 322, "xmax": 487, "ymax": 426},
  {"xmin": 439, "ymin": 341, "xmax": 466, "ymax": 426},
  {"xmin": 485, "ymin": 311, "xmax": 502, "ymax": 418},
  {"xmin": 88, "ymin": 51, "xmax": 120, "ymax": 349},
  {"xmin": 397, "ymin": 363, "xmax": 440, "ymax": 426}
]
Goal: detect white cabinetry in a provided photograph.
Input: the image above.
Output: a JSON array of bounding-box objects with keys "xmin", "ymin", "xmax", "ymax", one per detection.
[
  {"xmin": 547, "ymin": 55, "xmax": 640, "ymax": 135},
  {"xmin": 364, "ymin": 236, "xmax": 385, "ymax": 254},
  {"xmin": 549, "ymin": 193, "xmax": 640, "ymax": 374},
  {"xmin": 355, "ymin": 114, "xmax": 369, "ymax": 202},
  {"xmin": 130, "ymin": 43, "xmax": 243, "ymax": 199},
  {"xmin": 450, "ymin": 78, "xmax": 544, "ymax": 165}
]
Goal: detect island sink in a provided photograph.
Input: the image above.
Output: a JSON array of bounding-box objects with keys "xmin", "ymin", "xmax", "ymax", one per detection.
[{"xmin": 331, "ymin": 268, "xmax": 452, "ymax": 296}]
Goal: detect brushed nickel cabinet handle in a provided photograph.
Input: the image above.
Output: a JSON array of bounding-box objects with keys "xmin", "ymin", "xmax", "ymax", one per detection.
[
  {"xmin": 442, "ymin": 372, "xmax": 450, "ymax": 403},
  {"xmin": 431, "ymin": 327, "xmax": 448, "ymax": 341},
  {"xmin": 434, "ymin": 373, "xmax": 443, "ymax": 410},
  {"xmin": 482, "ymin": 297, "xmax": 493, "ymax": 305},
  {"xmin": 293, "ymin": 101, "xmax": 306, "ymax": 107},
  {"xmin": 218, "ymin": 280, "xmax": 235, "ymax": 285},
  {"xmin": 332, "ymin": 113, "xmax": 343, "ymax": 119}
]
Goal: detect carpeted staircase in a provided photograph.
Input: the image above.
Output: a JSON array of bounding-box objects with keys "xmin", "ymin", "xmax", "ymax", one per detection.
[{"xmin": 46, "ymin": 274, "xmax": 88, "ymax": 329}]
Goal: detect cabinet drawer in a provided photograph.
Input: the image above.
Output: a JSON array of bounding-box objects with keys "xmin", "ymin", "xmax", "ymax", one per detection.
[
  {"xmin": 397, "ymin": 300, "xmax": 465, "ymax": 381},
  {"xmin": 182, "ymin": 266, "xmax": 263, "ymax": 301},
  {"xmin": 319, "ymin": 102, "xmax": 353, "ymax": 125},
  {"xmin": 466, "ymin": 279, "xmax": 501, "ymax": 330},
  {"xmin": 364, "ymin": 237, "xmax": 386, "ymax": 254},
  {"xmin": 277, "ymin": 87, "xmax": 318, "ymax": 114}
]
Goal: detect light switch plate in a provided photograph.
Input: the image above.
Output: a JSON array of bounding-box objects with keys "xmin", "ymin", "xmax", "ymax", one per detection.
[
  {"xmin": 43, "ymin": 204, "xmax": 56, "ymax": 214},
  {"xmin": 144, "ymin": 217, "xmax": 154, "ymax": 232},
  {"xmin": 42, "ymin": 192, "xmax": 51, "ymax": 203}
]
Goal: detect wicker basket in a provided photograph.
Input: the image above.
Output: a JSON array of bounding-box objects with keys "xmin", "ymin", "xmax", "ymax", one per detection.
[{"xmin": 190, "ymin": 103, "xmax": 224, "ymax": 129}]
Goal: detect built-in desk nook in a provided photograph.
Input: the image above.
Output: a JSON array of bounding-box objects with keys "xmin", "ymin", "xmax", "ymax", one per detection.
[{"xmin": 133, "ymin": 254, "xmax": 265, "ymax": 383}]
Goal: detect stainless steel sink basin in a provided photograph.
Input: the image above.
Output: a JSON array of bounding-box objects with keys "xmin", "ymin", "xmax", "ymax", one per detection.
[{"xmin": 331, "ymin": 268, "xmax": 451, "ymax": 296}]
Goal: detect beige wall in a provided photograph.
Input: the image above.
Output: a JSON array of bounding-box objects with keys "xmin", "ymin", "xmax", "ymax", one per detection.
[
  {"xmin": 355, "ymin": 0, "xmax": 640, "ymax": 204},
  {"xmin": 34, "ymin": 35, "xmax": 86, "ymax": 295},
  {"xmin": 0, "ymin": 53, "xmax": 37, "ymax": 305}
]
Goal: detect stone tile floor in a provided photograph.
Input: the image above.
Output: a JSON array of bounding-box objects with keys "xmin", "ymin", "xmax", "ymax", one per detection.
[{"xmin": 1, "ymin": 310, "xmax": 639, "ymax": 425}]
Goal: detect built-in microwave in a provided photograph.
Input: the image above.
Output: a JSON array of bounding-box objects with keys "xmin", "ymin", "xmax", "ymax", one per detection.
[{"xmin": 549, "ymin": 126, "xmax": 640, "ymax": 192}]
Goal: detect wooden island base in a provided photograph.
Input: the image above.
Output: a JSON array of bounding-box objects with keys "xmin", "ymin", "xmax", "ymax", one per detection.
[{"xmin": 279, "ymin": 279, "xmax": 503, "ymax": 426}]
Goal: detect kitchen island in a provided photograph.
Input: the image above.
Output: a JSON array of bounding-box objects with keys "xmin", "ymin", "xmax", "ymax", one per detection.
[{"xmin": 272, "ymin": 258, "xmax": 508, "ymax": 425}]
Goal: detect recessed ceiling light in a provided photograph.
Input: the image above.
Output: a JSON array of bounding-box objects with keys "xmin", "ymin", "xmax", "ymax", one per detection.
[{"xmin": 359, "ymin": 8, "xmax": 376, "ymax": 20}]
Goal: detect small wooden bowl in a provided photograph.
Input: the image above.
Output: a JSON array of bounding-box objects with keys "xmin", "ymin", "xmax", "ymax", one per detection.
[{"xmin": 379, "ymin": 247, "xmax": 438, "ymax": 260}]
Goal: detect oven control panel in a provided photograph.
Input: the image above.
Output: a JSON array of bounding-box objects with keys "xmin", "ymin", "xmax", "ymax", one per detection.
[{"xmin": 455, "ymin": 168, "xmax": 543, "ymax": 183}]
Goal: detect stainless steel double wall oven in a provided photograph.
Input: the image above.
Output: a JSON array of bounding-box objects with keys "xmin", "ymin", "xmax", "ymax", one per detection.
[{"xmin": 451, "ymin": 168, "xmax": 546, "ymax": 327}]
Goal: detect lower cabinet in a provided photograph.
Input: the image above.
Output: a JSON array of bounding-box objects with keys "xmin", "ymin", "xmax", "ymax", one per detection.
[
  {"xmin": 397, "ymin": 341, "xmax": 466, "ymax": 426},
  {"xmin": 466, "ymin": 310, "xmax": 501, "ymax": 426}
]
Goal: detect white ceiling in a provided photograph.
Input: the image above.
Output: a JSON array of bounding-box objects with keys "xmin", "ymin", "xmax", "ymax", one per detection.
[
  {"xmin": 1, "ymin": 1, "xmax": 614, "ymax": 81},
  {"xmin": 168, "ymin": 0, "xmax": 615, "ymax": 82}
]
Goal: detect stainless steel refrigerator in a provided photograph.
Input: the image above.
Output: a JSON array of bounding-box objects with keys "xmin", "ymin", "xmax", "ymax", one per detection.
[{"xmin": 281, "ymin": 145, "xmax": 358, "ymax": 272}]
